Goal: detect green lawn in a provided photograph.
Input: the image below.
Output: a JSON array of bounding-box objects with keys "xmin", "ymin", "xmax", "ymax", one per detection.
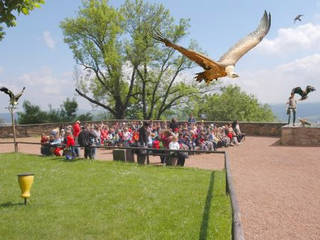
[{"xmin": 0, "ymin": 153, "xmax": 231, "ymax": 240}]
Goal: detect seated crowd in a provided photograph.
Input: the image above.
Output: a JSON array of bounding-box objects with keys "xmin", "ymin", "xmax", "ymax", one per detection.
[{"xmin": 40, "ymin": 118, "xmax": 245, "ymax": 164}]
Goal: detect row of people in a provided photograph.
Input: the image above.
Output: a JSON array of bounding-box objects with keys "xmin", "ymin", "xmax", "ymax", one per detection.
[{"xmin": 40, "ymin": 119, "xmax": 245, "ymax": 163}]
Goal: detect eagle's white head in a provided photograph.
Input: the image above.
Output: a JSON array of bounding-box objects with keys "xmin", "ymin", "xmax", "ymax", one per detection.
[{"xmin": 225, "ymin": 65, "xmax": 239, "ymax": 78}]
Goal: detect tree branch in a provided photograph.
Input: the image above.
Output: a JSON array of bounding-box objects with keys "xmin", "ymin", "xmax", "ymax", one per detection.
[
  {"xmin": 157, "ymin": 94, "xmax": 185, "ymax": 118},
  {"xmin": 75, "ymin": 88, "xmax": 116, "ymax": 115}
]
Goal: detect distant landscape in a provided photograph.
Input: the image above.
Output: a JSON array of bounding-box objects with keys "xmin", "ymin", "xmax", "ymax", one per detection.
[
  {"xmin": 270, "ymin": 102, "xmax": 320, "ymax": 123},
  {"xmin": 0, "ymin": 113, "xmax": 11, "ymax": 124},
  {"xmin": 0, "ymin": 102, "xmax": 319, "ymax": 124}
]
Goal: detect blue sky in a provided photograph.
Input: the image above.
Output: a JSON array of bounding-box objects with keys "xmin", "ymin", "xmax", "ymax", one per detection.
[{"xmin": 1, "ymin": 0, "xmax": 320, "ymax": 113}]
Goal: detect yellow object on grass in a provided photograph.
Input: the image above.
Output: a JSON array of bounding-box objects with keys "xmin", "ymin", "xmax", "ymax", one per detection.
[{"xmin": 17, "ymin": 173, "xmax": 34, "ymax": 205}]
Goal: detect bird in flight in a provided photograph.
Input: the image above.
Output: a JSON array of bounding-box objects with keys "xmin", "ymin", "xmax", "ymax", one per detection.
[
  {"xmin": 291, "ymin": 85, "xmax": 315, "ymax": 100},
  {"xmin": 0, "ymin": 86, "xmax": 26, "ymax": 106},
  {"xmin": 294, "ymin": 14, "xmax": 303, "ymax": 23},
  {"xmin": 153, "ymin": 11, "xmax": 271, "ymax": 84}
]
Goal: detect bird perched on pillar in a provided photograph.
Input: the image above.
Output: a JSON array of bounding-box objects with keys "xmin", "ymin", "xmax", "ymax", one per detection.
[
  {"xmin": 153, "ymin": 11, "xmax": 271, "ymax": 84},
  {"xmin": 299, "ymin": 118, "xmax": 311, "ymax": 127},
  {"xmin": 291, "ymin": 86, "xmax": 315, "ymax": 101},
  {"xmin": 0, "ymin": 86, "xmax": 26, "ymax": 106}
]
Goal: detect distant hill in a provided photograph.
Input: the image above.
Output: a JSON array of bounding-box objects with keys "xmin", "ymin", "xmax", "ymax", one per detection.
[
  {"xmin": 269, "ymin": 102, "xmax": 320, "ymax": 123},
  {"xmin": 1, "ymin": 102, "xmax": 319, "ymax": 124}
]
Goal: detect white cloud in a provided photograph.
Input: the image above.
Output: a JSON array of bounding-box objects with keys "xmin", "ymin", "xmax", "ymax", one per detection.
[
  {"xmin": 43, "ymin": 31, "xmax": 56, "ymax": 49},
  {"xmin": 228, "ymin": 54, "xmax": 320, "ymax": 104},
  {"xmin": 19, "ymin": 67, "xmax": 66, "ymax": 94},
  {"xmin": 0, "ymin": 67, "xmax": 93, "ymax": 113},
  {"xmin": 11, "ymin": 67, "xmax": 77, "ymax": 108},
  {"xmin": 257, "ymin": 23, "xmax": 320, "ymax": 55}
]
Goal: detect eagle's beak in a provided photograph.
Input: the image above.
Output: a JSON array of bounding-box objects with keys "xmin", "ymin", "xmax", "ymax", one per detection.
[{"xmin": 231, "ymin": 73, "xmax": 239, "ymax": 78}]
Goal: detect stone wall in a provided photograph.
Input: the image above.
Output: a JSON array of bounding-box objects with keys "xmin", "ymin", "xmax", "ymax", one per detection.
[
  {"xmin": 0, "ymin": 120, "xmax": 286, "ymax": 138},
  {"xmin": 217, "ymin": 122, "xmax": 285, "ymax": 137},
  {"xmin": 280, "ymin": 125, "xmax": 320, "ymax": 146}
]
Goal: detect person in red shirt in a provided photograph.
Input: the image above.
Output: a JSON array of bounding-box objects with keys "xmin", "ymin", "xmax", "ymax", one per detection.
[
  {"xmin": 100, "ymin": 126, "xmax": 108, "ymax": 144},
  {"xmin": 65, "ymin": 130, "xmax": 75, "ymax": 160},
  {"xmin": 72, "ymin": 120, "xmax": 81, "ymax": 157},
  {"xmin": 160, "ymin": 130, "xmax": 172, "ymax": 164},
  {"xmin": 152, "ymin": 136, "xmax": 160, "ymax": 149},
  {"xmin": 40, "ymin": 133, "xmax": 50, "ymax": 155}
]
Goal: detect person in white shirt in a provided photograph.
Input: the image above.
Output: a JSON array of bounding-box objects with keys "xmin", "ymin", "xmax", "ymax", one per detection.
[
  {"xmin": 287, "ymin": 92, "xmax": 297, "ymax": 126},
  {"xmin": 168, "ymin": 135, "xmax": 180, "ymax": 166},
  {"xmin": 122, "ymin": 127, "xmax": 132, "ymax": 147}
]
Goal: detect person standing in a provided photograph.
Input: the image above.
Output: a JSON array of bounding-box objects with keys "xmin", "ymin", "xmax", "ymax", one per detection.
[
  {"xmin": 73, "ymin": 120, "xmax": 81, "ymax": 157},
  {"xmin": 168, "ymin": 134, "xmax": 180, "ymax": 166},
  {"xmin": 89, "ymin": 125, "xmax": 99, "ymax": 159},
  {"xmin": 65, "ymin": 130, "xmax": 75, "ymax": 160},
  {"xmin": 160, "ymin": 130, "xmax": 172, "ymax": 164},
  {"xmin": 287, "ymin": 93, "xmax": 297, "ymax": 126},
  {"xmin": 78, "ymin": 125, "xmax": 95, "ymax": 159},
  {"xmin": 169, "ymin": 118, "xmax": 179, "ymax": 133},
  {"xmin": 137, "ymin": 121, "xmax": 149, "ymax": 164},
  {"xmin": 188, "ymin": 113, "xmax": 196, "ymax": 124}
]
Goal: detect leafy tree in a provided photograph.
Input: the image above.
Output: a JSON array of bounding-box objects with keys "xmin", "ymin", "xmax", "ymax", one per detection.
[
  {"xmin": 120, "ymin": 0, "xmax": 206, "ymax": 119},
  {"xmin": 17, "ymin": 100, "xmax": 48, "ymax": 124},
  {"xmin": 0, "ymin": 0, "xmax": 45, "ymax": 40},
  {"xmin": 61, "ymin": 0, "xmax": 215, "ymax": 120},
  {"xmin": 46, "ymin": 105, "xmax": 62, "ymax": 123},
  {"xmin": 61, "ymin": 0, "xmax": 127, "ymax": 119},
  {"xmin": 17, "ymin": 98, "xmax": 93, "ymax": 124},
  {"xmin": 194, "ymin": 85, "xmax": 276, "ymax": 122},
  {"xmin": 60, "ymin": 97, "xmax": 78, "ymax": 122},
  {"xmin": 77, "ymin": 112, "xmax": 93, "ymax": 122}
]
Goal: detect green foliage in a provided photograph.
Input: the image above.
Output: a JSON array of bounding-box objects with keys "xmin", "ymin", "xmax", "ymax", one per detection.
[
  {"xmin": 77, "ymin": 112, "xmax": 93, "ymax": 122},
  {"xmin": 0, "ymin": 153, "xmax": 231, "ymax": 239},
  {"xmin": 17, "ymin": 98, "xmax": 92, "ymax": 124},
  {"xmin": 195, "ymin": 85, "xmax": 276, "ymax": 122},
  {"xmin": 61, "ymin": 0, "xmax": 126, "ymax": 118},
  {"xmin": 0, "ymin": 0, "xmax": 45, "ymax": 40},
  {"xmin": 61, "ymin": 0, "xmax": 216, "ymax": 119},
  {"xmin": 60, "ymin": 97, "xmax": 78, "ymax": 122},
  {"xmin": 17, "ymin": 100, "xmax": 48, "ymax": 124}
]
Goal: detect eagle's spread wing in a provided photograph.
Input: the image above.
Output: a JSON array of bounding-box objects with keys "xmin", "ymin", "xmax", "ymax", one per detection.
[
  {"xmin": 0, "ymin": 87, "xmax": 14, "ymax": 99},
  {"xmin": 306, "ymin": 85, "xmax": 316, "ymax": 94},
  {"xmin": 218, "ymin": 11, "xmax": 271, "ymax": 66},
  {"xmin": 15, "ymin": 87, "xmax": 26, "ymax": 101},
  {"xmin": 152, "ymin": 30, "xmax": 222, "ymax": 70},
  {"xmin": 291, "ymin": 87, "xmax": 304, "ymax": 96}
]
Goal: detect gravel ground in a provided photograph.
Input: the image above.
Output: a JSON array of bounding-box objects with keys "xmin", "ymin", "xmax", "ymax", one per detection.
[
  {"xmin": 225, "ymin": 137, "xmax": 320, "ymax": 240},
  {"xmin": 1, "ymin": 136, "xmax": 319, "ymax": 239}
]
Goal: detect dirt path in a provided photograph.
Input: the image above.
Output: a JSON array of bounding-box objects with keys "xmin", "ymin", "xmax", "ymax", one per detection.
[
  {"xmin": 1, "ymin": 136, "xmax": 319, "ymax": 239},
  {"xmin": 226, "ymin": 137, "xmax": 320, "ymax": 240}
]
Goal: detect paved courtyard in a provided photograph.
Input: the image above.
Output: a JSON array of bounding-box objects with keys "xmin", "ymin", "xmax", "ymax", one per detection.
[{"xmin": 1, "ymin": 136, "xmax": 319, "ymax": 240}]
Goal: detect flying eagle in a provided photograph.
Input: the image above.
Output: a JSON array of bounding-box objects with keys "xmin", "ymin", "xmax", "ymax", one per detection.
[
  {"xmin": 294, "ymin": 14, "xmax": 303, "ymax": 23},
  {"xmin": 0, "ymin": 86, "xmax": 26, "ymax": 106},
  {"xmin": 291, "ymin": 86, "xmax": 316, "ymax": 101},
  {"xmin": 153, "ymin": 11, "xmax": 271, "ymax": 84}
]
